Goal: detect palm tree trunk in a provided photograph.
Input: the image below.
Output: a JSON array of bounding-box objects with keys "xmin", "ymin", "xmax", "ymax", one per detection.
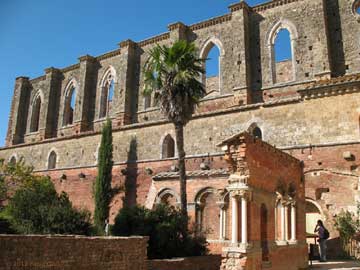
[{"xmin": 174, "ymin": 123, "xmax": 188, "ymax": 219}]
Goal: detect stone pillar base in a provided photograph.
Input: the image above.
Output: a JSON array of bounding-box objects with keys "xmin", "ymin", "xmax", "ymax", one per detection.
[{"xmin": 220, "ymin": 247, "xmax": 248, "ymax": 270}]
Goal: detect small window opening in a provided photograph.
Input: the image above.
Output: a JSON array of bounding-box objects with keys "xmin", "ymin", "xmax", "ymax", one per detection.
[
  {"xmin": 9, "ymin": 156, "xmax": 16, "ymax": 166},
  {"xmin": 162, "ymin": 135, "xmax": 175, "ymax": 158},
  {"xmin": 48, "ymin": 151, "xmax": 57, "ymax": 170},
  {"xmin": 253, "ymin": 127, "xmax": 262, "ymax": 140}
]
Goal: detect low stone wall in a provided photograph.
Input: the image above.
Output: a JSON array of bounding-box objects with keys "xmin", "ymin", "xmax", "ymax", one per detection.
[
  {"xmin": 148, "ymin": 255, "xmax": 222, "ymax": 270},
  {"xmin": 0, "ymin": 234, "xmax": 148, "ymax": 270}
]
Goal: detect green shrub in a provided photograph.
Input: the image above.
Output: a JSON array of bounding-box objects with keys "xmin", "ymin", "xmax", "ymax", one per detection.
[
  {"xmin": 6, "ymin": 177, "xmax": 92, "ymax": 235},
  {"xmin": 112, "ymin": 204, "xmax": 208, "ymax": 259},
  {"xmin": 334, "ymin": 210, "xmax": 360, "ymax": 243}
]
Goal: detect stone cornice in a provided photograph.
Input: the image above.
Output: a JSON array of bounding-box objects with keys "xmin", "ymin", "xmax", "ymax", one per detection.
[
  {"xmin": 298, "ymin": 74, "xmax": 360, "ymax": 100},
  {"xmin": 29, "ymin": 76, "xmax": 46, "ymax": 84},
  {"xmin": 61, "ymin": 63, "xmax": 80, "ymax": 73},
  {"xmin": 96, "ymin": 49, "xmax": 121, "ymax": 61},
  {"xmin": 168, "ymin": 22, "xmax": 188, "ymax": 31},
  {"xmin": 228, "ymin": 1, "xmax": 250, "ymax": 12},
  {"xmin": 138, "ymin": 32, "xmax": 170, "ymax": 47},
  {"xmin": 44, "ymin": 67, "xmax": 61, "ymax": 74},
  {"xmin": 252, "ymin": 0, "xmax": 303, "ymax": 12},
  {"xmin": 78, "ymin": 54, "xmax": 96, "ymax": 62},
  {"xmin": 118, "ymin": 39, "xmax": 137, "ymax": 49},
  {"xmin": 189, "ymin": 14, "xmax": 232, "ymax": 31}
]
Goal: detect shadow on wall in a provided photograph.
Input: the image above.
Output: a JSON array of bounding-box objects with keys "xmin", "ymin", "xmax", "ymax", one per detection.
[{"xmin": 122, "ymin": 137, "xmax": 138, "ymax": 207}]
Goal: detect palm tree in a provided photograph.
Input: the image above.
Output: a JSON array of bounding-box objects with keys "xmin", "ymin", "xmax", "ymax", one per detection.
[{"xmin": 143, "ymin": 40, "xmax": 206, "ymax": 218}]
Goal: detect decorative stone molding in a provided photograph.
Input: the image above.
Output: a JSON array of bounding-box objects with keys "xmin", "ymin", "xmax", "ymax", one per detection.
[
  {"xmin": 78, "ymin": 54, "xmax": 96, "ymax": 62},
  {"xmin": 228, "ymin": 1, "xmax": 250, "ymax": 12},
  {"xmin": 61, "ymin": 63, "xmax": 80, "ymax": 73},
  {"xmin": 189, "ymin": 14, "xmax": 232, "ymax": 31},
  {"xmin": 252, "ymin": 0, "xmax": 303, "ymax": 13},
  {"xmin": 138, "ymin": 32, "xmax": 170, "ymax": 47},
  {"xmin": 167, "ymin": 22, "xmax": 187, "ymax": 31},
  {"xmin": 96, "ymin": 50, "xmax": 121, "ymax": 61},
  {"xmin": 118, "ymin": 39, "xmax": 137, "ymax": 49}
]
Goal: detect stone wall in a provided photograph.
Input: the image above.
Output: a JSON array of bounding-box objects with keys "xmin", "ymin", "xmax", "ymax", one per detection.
[
  {"xmin": 6, "ymin": 0, "xmax": 360, "ymax": 146},
  {"xmin": 148, "ymin": 255, "xmax": 222, "ymax": 270},
  {"xmin": 0, "ymin": 235, "xmax": 148, "ymax": 270}
]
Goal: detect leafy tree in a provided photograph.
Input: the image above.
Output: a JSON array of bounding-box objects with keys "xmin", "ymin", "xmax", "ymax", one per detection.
[
  {"xmin": 5, "ymin": 175, "xmax": 91, "ymax": 235},
  {"xmin": 143, "ymin": 40, "xmax": 206, "ymax": 218},
  {"xmin": 112, "ymin": 204, "xmax": 208, "ymax": 259},
  {"xmin": 334, "ymin": 209, "xmax": 360, "ymax": 244},
  {"xmin": 93, "ymin": 118, "xmax": 114, "ymax": 234}
]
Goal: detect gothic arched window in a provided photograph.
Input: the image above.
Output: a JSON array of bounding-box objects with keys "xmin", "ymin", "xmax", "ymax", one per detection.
[
  {"xmin": 30, "ymin": 94, "xmax": 42, "ymax": 132},
  {"xmin": 48, "ymin": 151, "xmax": 57, "ymax": 169},
  {"xmin": 162, "ymin": 134, "xmax": 175, "ymax": 158},
  {"xmin": 99, "ymin": 67, "xmax": 116, "ymax": 118},
  {"xmin": 63, "ymin": 85, "xmax": 76, "ymax": 126}
]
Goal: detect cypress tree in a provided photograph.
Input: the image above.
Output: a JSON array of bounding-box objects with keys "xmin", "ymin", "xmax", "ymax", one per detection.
[{"xmin": 94, "ymin": 118, "xmax": 113, "ymax": 234}]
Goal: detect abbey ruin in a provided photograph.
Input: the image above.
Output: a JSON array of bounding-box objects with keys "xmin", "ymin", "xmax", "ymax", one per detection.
[{"xmin": 2, "ymin": 0, "xmax": 360, "ymax": 266}]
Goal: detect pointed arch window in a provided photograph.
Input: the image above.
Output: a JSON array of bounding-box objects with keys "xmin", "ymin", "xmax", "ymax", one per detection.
[
  {"xmin": 48, "ymin": 151, "xmax": 57, "ymax": 169},
  {"xmin": 268, "ymin": 20, "xmax": 298, "ymax": 85},
  {"xmin": 161, "ymin": 134, "xmax": 175, "ymax": 158},
  {"xmin": 30, "ymin": 94, "xmax": 42, "ymax": 132},
  {"xmin": 9, "ymin": 156, "xmax": 17, "ymax": 166},
  {"xmin": 63, "ymin": 85, "xmax": 76, "ymax": 126},
  {"xmin": 99, "ymin": 68, "xmax": 116, "ymax": 118},
  {"xmin": 274, "ymin": 29, "xmax": 293, "ymax": 84},
  {"xmin": 200, "ymin": 38, "xmax": 224, "ymax": 95}
]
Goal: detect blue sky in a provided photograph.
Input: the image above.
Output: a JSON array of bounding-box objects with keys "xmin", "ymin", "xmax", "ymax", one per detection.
[{"xmin": 0, "ymin": 0, "xmax": 290, "ymax": 147}]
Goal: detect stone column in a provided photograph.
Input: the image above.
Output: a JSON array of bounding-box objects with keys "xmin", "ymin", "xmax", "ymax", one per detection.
[
  {"xmin": 231, "ymin": 195, "xmax": 239, "ymax": 245},
  {"xmin": 285, "ymin": 203, "xmax": 289, "ymax": 241},
  {"xmin": 281, "ymin": 202, "xmax": 286, "ymax": 242},
  {"xmin": 241, "ymin": 195, "xmax": 248, "ymax": 246},
  {"xmin": 218, "ymin": 203, "xmax": 226, "ymax": 240},
  {"xmin": 290, "ymin": 202, "xmax": 297, "ymax": 243}
]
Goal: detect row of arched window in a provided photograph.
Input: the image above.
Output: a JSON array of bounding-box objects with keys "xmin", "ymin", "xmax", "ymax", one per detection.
[
  {"xmin": 29, "ymin": 68, "xmax": 116, "ymax": 133},
  {"xmin": 28, "ymin": 19, "xmax": 297, "ymax": 134}
]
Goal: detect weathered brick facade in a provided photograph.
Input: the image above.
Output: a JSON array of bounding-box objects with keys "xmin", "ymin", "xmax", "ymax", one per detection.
[
  {"xmin": 2, "ymin": 0, "xmax": 360, "ymax": 260},
  {"xmin": 0, "ymin": 235, "xmax": 148, "ymax": 270}
]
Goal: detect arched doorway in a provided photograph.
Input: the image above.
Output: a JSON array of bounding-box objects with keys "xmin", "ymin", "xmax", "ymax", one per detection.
[{"xmin": 305, "ymin": 199, "xmax": 323, "ymax": 234}]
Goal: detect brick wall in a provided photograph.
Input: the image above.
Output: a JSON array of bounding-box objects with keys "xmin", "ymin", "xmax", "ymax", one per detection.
[
  {"xmin": 0, "ymin": 235, "xmax": 148, "ymax": 270},
  {"xmin": 148, "ymin": 255, "xmax": 222, "ymax": 270}
]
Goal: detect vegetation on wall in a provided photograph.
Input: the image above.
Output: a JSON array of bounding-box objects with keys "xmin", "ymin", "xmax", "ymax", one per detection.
[
  {"xmin": 112, "ymin": 204, "xmax": 208, "ymax": 259},
  {"xmin": 143, "ymin": 40, "xmax": 206, "ymax": 220},
  {"xmin": 93, "ymin": 118, "xmax": 114, "ymax": 234},
  {"xmin": 0, "ymin": 160, "xmax": 91, "ymax": 235}
]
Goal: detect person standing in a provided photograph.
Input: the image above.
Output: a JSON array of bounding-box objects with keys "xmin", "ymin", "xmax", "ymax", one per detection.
[{"xmin": 314, "ymin": 220, "xmax": 328, "ymax": 262}]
